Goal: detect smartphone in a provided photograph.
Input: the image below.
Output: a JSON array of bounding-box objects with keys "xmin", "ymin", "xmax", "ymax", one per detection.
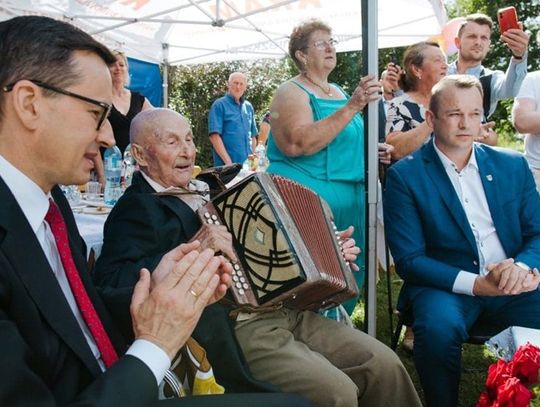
[{"xmin": 498, "ymin": 6, "xmax": 519, "ymax": 34}]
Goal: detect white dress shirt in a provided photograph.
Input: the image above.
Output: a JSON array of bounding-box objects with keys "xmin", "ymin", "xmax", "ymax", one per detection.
[
  {"xmin": 433, "ymin": 144, "xmax": 507, "ymax": 296},
  {"xmin": 0, "ymin": 155, "xmax": 169, "ymax": 384}
]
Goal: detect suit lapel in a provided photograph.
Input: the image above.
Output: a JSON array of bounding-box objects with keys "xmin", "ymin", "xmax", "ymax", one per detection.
[
  {"xmin": 0, "ymin": 179, "xmax": 102, "ymax": 376},
  {"xmin": 132, "ymin": 171, "xmax": 202, "ymax": 233},
  {"xmin": 423, "ymin": 142, "xmax": 478, "ymax": 254},
  {"xmin": 475, "ymin": 147, "xmax": 509, "ymax": 253}
]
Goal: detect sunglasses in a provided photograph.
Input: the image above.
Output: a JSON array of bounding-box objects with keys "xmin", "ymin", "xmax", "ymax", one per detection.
[{"xmin": 2, "ymin": 80, "xmax": 112, "ymax": 131}]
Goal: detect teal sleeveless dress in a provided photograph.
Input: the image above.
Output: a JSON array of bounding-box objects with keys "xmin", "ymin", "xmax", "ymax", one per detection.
[{"xmin": 267, "ymin": 81, "xmax": 365, "ymax": 313}]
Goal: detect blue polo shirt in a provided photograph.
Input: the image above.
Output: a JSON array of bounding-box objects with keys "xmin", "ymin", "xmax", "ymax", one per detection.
[{"xmin": 208, "ymin": 93, "xmax": 258, "ymax": 166}]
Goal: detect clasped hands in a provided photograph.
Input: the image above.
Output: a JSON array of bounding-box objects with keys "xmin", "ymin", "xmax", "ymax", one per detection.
[{"xmin": 474, "ymin": 258, "xmax": 540, "ymax": 297}]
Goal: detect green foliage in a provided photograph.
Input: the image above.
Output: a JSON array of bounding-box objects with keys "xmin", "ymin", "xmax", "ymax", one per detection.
[
  {"xmin": 167, "ymin": 59, "xmax": 290, "ymax": 168},
  {"xmin": 448, "ymin": 0, "xmax": 540, "ymax": 148}
]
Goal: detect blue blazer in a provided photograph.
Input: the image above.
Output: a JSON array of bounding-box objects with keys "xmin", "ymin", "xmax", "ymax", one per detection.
[{"xmin": 383, "ymin": 140, "xmax": 540, "ymax": 303}]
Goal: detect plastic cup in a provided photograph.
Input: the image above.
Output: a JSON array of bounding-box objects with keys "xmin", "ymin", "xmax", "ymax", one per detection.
[{"xmin": 86, "ymin": 181, "xmax": 101, "ymax": 201}]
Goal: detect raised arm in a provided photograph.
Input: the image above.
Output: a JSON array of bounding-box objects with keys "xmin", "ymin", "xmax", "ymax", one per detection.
[{"xmin": 270, "ymin": 75, "xmax": 379, "ymax": 157}]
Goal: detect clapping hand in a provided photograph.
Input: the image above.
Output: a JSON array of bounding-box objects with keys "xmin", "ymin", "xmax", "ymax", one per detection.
[{"xmin": 130, "ymin": 242, "xmax": 231, "ymax": 360}]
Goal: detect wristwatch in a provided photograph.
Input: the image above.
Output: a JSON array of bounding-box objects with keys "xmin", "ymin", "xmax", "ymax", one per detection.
[{"xmin": 515, "ymin": 261, "xmax": 531, "ymax": 272}]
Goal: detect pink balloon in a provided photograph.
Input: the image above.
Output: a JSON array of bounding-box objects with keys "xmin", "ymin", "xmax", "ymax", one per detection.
[{"xmin": 441, "ymin": 17, "xmax": 466, "ymax": 55}]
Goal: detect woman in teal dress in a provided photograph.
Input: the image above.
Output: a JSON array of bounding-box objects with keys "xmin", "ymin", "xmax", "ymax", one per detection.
[{"xmin": 267, "ymin": 19, "xmax": 383, "ymax": 314}]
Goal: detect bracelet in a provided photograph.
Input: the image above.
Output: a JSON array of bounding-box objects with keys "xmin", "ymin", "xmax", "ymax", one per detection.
[{"xmin": 512, "ymin": 53, "xmax": 524, "ymax": 60}]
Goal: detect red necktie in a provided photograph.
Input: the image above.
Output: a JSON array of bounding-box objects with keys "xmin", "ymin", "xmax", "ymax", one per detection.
[{"xmin": 45, "ymin": 198, "xmax": 118, "ymax": 368}]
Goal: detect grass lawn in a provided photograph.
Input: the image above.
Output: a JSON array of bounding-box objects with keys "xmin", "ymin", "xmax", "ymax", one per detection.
[{"xmin": 351, "ymin": 268, "xmax": 497, "ymax": 406}]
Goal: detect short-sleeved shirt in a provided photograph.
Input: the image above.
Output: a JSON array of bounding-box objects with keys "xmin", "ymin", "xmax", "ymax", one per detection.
[
  {"xmin": 208, "ymin": 93, "xmax": 258, "ymax": 166},
  {"xmin": 516, "ymin": 71, "xmax": 540, "ymax": 169}
]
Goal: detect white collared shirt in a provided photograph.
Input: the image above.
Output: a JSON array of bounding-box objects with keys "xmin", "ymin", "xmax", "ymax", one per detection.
[
  {"xmin": 0, "ymin": 155, "xmax": 169, "ymax": 383},
  {"xmin": 433, "ymin": 144, "xmax": 507, "ymax": 295}
]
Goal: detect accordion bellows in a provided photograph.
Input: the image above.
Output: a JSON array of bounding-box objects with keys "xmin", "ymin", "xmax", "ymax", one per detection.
[{"xmin": 197, "ymin": 173, "xmax": 359, "ymax": 311}]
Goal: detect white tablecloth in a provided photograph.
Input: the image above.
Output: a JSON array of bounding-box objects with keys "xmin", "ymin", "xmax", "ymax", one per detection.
[{"xmin": 74, "ymin": 212, "xmax": 107, "ymax": 258}]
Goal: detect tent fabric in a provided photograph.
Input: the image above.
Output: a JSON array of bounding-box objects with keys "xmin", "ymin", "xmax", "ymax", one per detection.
[{"xmin": 0, "ymin": 0, "xmax": 447, "ymax": 65}]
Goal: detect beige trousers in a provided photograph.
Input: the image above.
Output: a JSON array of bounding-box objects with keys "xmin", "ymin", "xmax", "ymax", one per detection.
[{"xmin": 235, "ymin": 308, "xmax": 421, "ymax": 407}]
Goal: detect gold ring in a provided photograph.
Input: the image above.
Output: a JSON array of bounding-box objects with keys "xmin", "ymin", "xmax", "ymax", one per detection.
[{"xmin": 189, "ymin": 289, "xmax": 199, "ymax": 298}]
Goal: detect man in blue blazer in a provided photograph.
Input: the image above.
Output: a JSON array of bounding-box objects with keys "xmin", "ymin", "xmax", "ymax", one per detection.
[{"xmin": 384, "ymin": 75, "xmax": 540, "ymax": 407}]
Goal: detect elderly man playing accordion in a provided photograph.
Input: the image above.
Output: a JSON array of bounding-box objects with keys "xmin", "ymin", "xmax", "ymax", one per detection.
[{"xmin": 94, "ymin": 108, "xmax": 421, "ymax": 407}]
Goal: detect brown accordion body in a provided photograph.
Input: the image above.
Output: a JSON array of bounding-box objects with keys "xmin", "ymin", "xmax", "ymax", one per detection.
[{"xmin": 197, "ymin": 173, "xmax": 358, "ymax": 311}]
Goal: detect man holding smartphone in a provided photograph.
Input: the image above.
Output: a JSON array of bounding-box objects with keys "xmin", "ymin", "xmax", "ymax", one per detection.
[{"xmin": 448, "ymin": 13, "xmax": 529, "ymax": 124}]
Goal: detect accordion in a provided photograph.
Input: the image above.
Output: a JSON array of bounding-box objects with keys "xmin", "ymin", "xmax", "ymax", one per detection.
[{"xmin": 197, "ymin": 173, "xmax": 358, "ymax": 311}]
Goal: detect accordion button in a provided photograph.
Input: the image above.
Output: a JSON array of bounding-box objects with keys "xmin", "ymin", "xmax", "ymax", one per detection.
[
  {"xmin": 240, "ymin": 277, "xmax": 246, "ymax": 283},
  {"xmin": 233, "ymin": 264, "xmax": 240, "ymax": 270},
  {"xmin": 238, "ymin": 288, "xmax": 245, "ymax": 295},
  {"xmin": 204, "ymin": 212, "xmax": 211, "ymax": 218},
  {"xmin": 242, "ymin": 283, "xmax": 249, "ymax": 290},
  {"xmin": 235, "ymin": 282, "xmax": 242, "ymax": 289},
  {"xmin": 207, "ymin": 219, "xmax": 214, "ymax": 224},
  {"xmin": 232, "ymin": 275, "xmax": 239, "ymax": 282},
  {"xmin": 236, "ymin": 270, "xmax": 243, "ymax": 276},
  {"xmin": 211, "ymin": 214, "xmax": 218, "ymax": 220},
  {"xmin": 214, "ymin": 221, "xmax": 220, "ymax": 225}
]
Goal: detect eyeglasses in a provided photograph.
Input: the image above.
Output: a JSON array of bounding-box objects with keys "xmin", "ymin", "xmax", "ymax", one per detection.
[
  {"xmin": 304, "ymin": 38, "xmax": 338, "ymax": 50},
  {"xmin": 2, "ymin": 80, "xmax": 112, "ymax": 130}
]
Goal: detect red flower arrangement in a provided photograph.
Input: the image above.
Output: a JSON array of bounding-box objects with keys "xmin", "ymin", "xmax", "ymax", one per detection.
[{"xmin": 477, "ymin": 343, "xmax": 540, "ymax": 407}]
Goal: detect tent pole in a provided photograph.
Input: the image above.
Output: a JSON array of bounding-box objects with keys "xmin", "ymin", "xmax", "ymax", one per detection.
[
  {"xmin": 162, "ymin": 43, "xmax": 169, "ymax": 107},
  {"xmin": 361, "ymin": 0, "xmax": 378, "ymax": 337}
]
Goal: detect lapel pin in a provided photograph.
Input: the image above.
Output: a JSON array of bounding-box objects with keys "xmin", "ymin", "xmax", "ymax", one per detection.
[{"xmin": 486, "ymin": 174, "xmax": 493, "ymax": 182}]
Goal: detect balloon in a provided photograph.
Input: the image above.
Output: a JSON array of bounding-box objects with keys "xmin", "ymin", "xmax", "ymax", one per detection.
[{"xmin": 441, "ymin": 17, "xmax": 466, "ymax": 56}]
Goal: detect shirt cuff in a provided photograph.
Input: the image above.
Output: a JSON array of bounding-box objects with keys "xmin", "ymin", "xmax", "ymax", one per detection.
[
  {"xmin": 452, "ymin": 270, "xmax": 478, "ymax": 296},
  {"xmin": 126, "ymin": 339, "xmax": 171, "ymax": 385}
]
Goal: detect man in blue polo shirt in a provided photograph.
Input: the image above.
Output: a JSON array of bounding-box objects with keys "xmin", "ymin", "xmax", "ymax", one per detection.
[{"xmin": 208, "ymin": 72, "xmax": 258, "ymax": 166}]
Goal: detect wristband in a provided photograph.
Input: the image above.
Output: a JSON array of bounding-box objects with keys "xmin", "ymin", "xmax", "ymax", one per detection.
[{"xmin": 512, "ymin": 53, "xmax": 524, "ymax": 60}]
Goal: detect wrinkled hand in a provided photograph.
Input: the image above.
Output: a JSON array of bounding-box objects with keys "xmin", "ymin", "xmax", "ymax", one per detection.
[
  {"xmin": 130, "ymin": 245, "xmax": 230, "ymax": 360},
  {"xmin": 190, "ymin": 223, "xmax": 237, "ymax": 262},
  {"xmin": 522, "ymin": 268, "xmax": 540, "ymax": 292},
  {"xmin": 348, "ymin": 74, "xmax": 381, "ymax": 112},
  {"xmin": 338, "ymin": 226, "xmax": 360, "ymax": 271},
  {"xmin": 378, "ymin": 142, "xmax": 394, "ymax": 165},
  {"xmin": 501, "ymin": 23, "xmax": 530, "ymax": 59}
]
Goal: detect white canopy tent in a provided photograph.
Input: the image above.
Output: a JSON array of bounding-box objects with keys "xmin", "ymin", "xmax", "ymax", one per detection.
[
  {"xmin": 0, "ymin": 0, "xmax": 448, "ymax": 335},
  {"xmin": 1, "ymin": 0, "xmax": 446, "ymax": 65}
]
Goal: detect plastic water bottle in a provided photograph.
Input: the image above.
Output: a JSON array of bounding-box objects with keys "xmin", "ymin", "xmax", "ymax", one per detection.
[
  {"xmin": 122, "ymin": 143, "xmax": 136, "ymax": 190},
  {"xmin": 103, "ymin": 146, "xmax": 122, "ymax": 205},
  {"xmin": 255, "ymin": 143, "xmax": 268, "ymax": 172}
]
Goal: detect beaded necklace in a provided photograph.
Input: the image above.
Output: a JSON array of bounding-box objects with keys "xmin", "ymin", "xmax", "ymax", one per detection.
[{"xmin": 303, "ymin": 74, "xmax": 333, "ymax": 97}]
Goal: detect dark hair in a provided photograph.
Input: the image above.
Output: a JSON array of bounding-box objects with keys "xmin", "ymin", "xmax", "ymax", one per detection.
[
  {"xmin": 0, "ymin": 16, "xmax": 116, "ymax": 119},
  {"xmin": 429, "ymin": 75, "xmax": 483, "ymax": 117},
  {"xmin": 457, "ymin": 13, "xmax": 493, "ymax": 38},
  {"xmin": 399, "ymin": 41, "xmax": 441, "ymax": 92},
  {"xmin": 288, "ymin": 19, "xmax": 332, "ymax": 70}
]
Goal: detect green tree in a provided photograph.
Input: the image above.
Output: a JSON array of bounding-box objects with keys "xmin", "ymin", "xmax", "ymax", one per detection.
[
  {"xmin": 448, "ymin": 0, "xmax": 540, "ymax": 148},
  {"xmin": 168, "ymin": 59, "xmax": 290, "ymax": 168}
]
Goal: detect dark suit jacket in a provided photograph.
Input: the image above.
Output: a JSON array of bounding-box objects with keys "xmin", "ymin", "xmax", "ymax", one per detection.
[
  {"xmin": 384, "ymin": 140, "xmax": 540, "ymax": 304},
  {"xmin": 0, "ymin": 177, "xmax": 160, "ymax": 406},
  {"xmin": 94, "ymin": 171, "xmax": 277, "ymax": 394}
]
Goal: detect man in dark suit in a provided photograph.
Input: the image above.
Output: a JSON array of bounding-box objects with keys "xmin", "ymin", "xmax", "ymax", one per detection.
[
  {"xmin": 384, "ymin": 74, "xmax": 540, "ymax": 407},
  {"xmin": 0, "ymin": 15, "xmax": 313, "ymax": 407},
  {"xmin": 94, "ymin": 107, "xmax": 422, "ymax": 407}
]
